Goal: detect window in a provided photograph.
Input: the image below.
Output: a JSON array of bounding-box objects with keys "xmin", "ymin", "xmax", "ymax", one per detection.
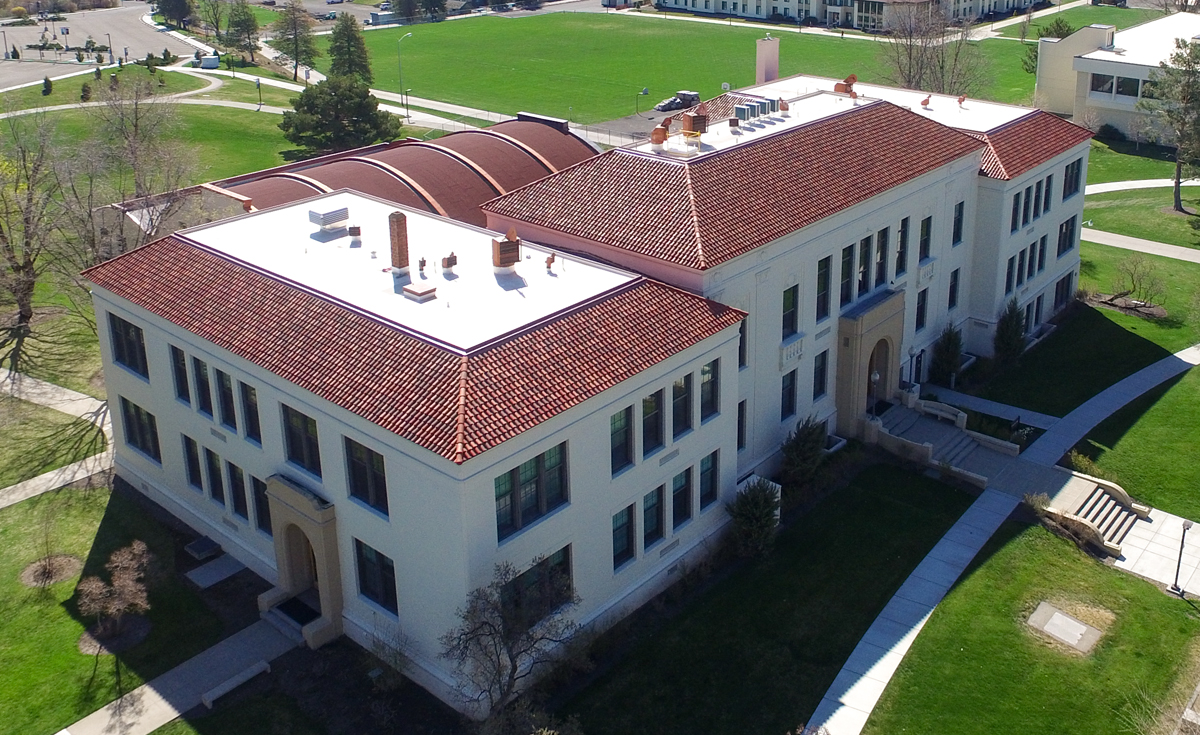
[
  {"xmin": 672, "ymin": 375, "xmax": 692, "ymax": 438},
  {"xmin": 738, "ymin": 319, "xmax": 748, "ymax": 367},
  {"xmin": 1027, "ymin": 243, "xmax": 1037, "ymax": 279},
  {"xmin": 644, "ymin": 487, "xmax": 664, "ymax": 548},
  {"xmin": 1063, "ymin": 159, "xmax": 1082, "ymax": 199},
  {"xmin": 816, "ymin": 256, "xmax": 831, "ymax": 321},
  {"xmin": 952, "ymin": 201, "xmax": 964, "ymax": 245},
  {"xmin": 1005, "ymin": 256, "xmax": 1016, "ymax": 294},
  {"xmin": 1043, "ymin": 175, "xmax": 1053, "ymax": 213},
  {"xmin": 1090, "ymin": 73, "xmax": 1114, "ymax": 94},
  {"xmin": 216, "ymin": 370, "xmax": 237, "ymax": 431},
  {"xmin": 1022, "ymin": 185, "xmax": 1032, "ymax": 226},
  {"xmin": 252, "ymin": 476, "xmax": 272, "ymax": 534},
  {"xmin": 916, "ymin": 289, "xmax": 929, "ymax": 332},
  {"xmin": 1057, "ymin": 216, "xmax": 1077, "ymax": 256},
  {"xmin": 781, "ymin": 369, "xmax": 797, "ymax": 420},
  {"xmin": 858, "ymin": 236, "xmax": 872, "ymax": 296},
  {"xmin": 643, "ymin": 391, "xmax": 664, "ymax": 455},
  {"xmin": 737, "ymin": 400, "xmax": 747, "ymax": 450},
  {"xmin": 610, "ymin": 407, "xmax": 633, "ymax": 474},
  {"xmin": 875, "ymin": 228, "xmax": 889, "ymax": 287},
  {"xmin": 205, "ymin": 448, "xmax": 224, "ymax": 505},
  {"xmin": 672, "ymin": 468, "xmax": 692, "ymax": 529},
  {"xmin": 948, "ymin": 268, "xmax": 960, "ymax": 310},
  {"xmin": 241, "ymin": 383, "xmax": 261, "ymax": 443},
  {"xmin": 840, "ymin": 245, "xmax": 854, "ymax": 306},
  {"xmin": 1017, "ymin": 250, "xmax": 1027, "ymax": 286},
  {"xmin": 782, "ymin": 285, "xmax": 799, "ymax": 339},
  {"xmin": 193, "ymin": 358, "xmax": 213, "ymax": 416},
  {"xmin": 346, "ymin": 437, "xmax": 389, "ymax": 515},
  {"xmin": 355, "ymin": 539, "xmax": 398, "ymax": 614},
  {"xmin": 1035, "ymin": 294, "xmax": 1044, "ymax": 326},
  {"xmin": 1033, "ymin": 181, "xmax": 1043, "ymax": 219},
  {"xmin": 494, "ymin": 443, "xmax": 568, "ymax": 540},
  {"xmin": 171, "ymin": 346, "xmax": 190, "ymax": 404},
  {"xmin": 613, "ymin": 505, "xmax": 635, "ymax": 569},
  {"xmin": 1038, "ymin": 235, "xmax": 1047, "ymax": 272},
  {"xmin": 502, "ymin": 547, "xmax": 572, "ymax": 629},
  {"xmin": 183, "ymin": 435, "xmax": 202, "ymax": 489},
  {"xmin": 1054, "ymin": 273, "xmax": 1074, "ymax": 310},
  {"xmin": 700, "ymin": 360, "xmax": 720, "ymax": 420},
  {"xmin": 109, "ymin": 313, "xmax": 148, "ymax": 378},
  {"xmin": 282, "ymin": 404, "xmax": 322, "ymax": 477},
  {"xmin": 896, "ymin": 217, "xmax": 909, "ymax": 276},
  {"xmin": 699, "ymin": 451, "xmax": 719, "ymax": 509},
  {"xmin": 228, "ymin": 462, "xmax": 248, "ymax": 519},
  {"xmin": 120, "ymin": 397, "xmax": 160, "ymax": 462},
  {"xmin": 1010, "ymin": 193, "xmax": 1021, "ymax": 233},
  {"xmin": 813, "ymin": 350, "xmax": 828, "ymax": 400},
  {"xmin": 918, "ymin": 216, "xmax": 932, "ymax": 261}
]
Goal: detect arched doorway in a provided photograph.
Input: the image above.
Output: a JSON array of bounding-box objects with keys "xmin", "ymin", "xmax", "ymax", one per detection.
[
  {"xmin": 282, "ymin": 523, "xmax": 322, "ymax": 614},
  {"xmin": 866, "ymin": 338, "xmax": 891, "ymax": 415}
]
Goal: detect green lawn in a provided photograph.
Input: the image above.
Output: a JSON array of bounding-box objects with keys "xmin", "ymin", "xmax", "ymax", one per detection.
[
  {"xmin": 320, "ymin": 15, "xmax": 1031, "ymax": 123},
  {"xmin": 0, "ymin": 488, "xmax": 225, "ymax": 735},
  {"xmin": 864, "ymin": 523, "xmax": 1200, "ymax": 735},
  {"xmin": 0, "ymin": 64, "xmax": 206, "ymax": 112},
  {"xmin": 191, "ymin": 75, "xmax": 301, "ymax": 108},
  {"xmin": 565, "ymin": 464, "xmax": 974, "ymax": 735},
  {"xmin": 1086, "ymin": 139, "xmax": 1177, "ymax": 185},
  {"xmin": 0, "ymin": 397, "xmax": 104, "ymax": 488},
  {"xmin": 969, "ymin": 242, "xmax": 1200, "ymax": 417},
  {"xmin": 996, "ymin": 5, "xmax": 1164, "ymax": 38},
  {"xmin": 155, "ymin": 694, "xmax": 325, "ymax": 735},
  {"xmin": 1084, "ymin": 187, "xmax": 1200, "ymax": 248}
]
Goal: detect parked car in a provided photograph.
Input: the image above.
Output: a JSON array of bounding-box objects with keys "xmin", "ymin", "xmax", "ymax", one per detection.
[
  {"xmin": 321, "ymin": 11, "xmax": 337, "ymax": 18},
  {"xmin": 380, "ymin": 1, "xmax": 391, "ymax": 7},
  {"xmin": 326, "ymin": 0, "xmax": 344, "ymax": 4},
  {"xmin": 261, "ymin": 0, "xmax": 276, "ymax": 5}
]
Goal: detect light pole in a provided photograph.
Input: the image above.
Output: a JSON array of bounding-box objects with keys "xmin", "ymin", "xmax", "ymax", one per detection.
[
  {"xmin": 870, "ymin": 370, "xmax": 880, "ymax": 418},
  {"xmin": 106, "ymin": 33, "xmax": 113, "ymax": 64},
  {"xmin": 634, "ymin": 87, "xmax": 648, "ymax": 117},
  {"xmin": 397, "ymin": 32, "xmax": 413, "ymax": 120},
  {"xmin": 1171, "ymin": 519, "xmax": 1194, "ymax": 596},
  {"xmin": 908, "ymin": 346, "xmax": 916, "ymax": 385},
  {"xmin": 2, "ymin": 31, "xmax": 7, "ymax": 60},
  {"xmin": 256, "ymin": 77, "xmax": 262, "ymax": 108}
]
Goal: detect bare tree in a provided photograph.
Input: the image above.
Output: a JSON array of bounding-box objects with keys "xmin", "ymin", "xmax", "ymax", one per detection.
[
  {"xmin": 76, "ymin": 540, "xmax": 156, "ymax": 637},
  {"xmin": 196, "ymin": 0, "xmax": 227, "ymax": 38},
  {"xmin": 1112, "ymin": 253, "xmax": 1167, "ymax": 308},
  {"xmin": 878, "ymin": 6, "xmax": 987, "ymax": 96},
  {"xmin": 1127, "ymin": 114, "xmax": 1153, "ymax": 151}
]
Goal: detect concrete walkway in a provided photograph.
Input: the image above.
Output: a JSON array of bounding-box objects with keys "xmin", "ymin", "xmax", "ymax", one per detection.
[
  {"xmin": 1082, "ymin": 228, "xmax": 1200, "ymax": 265},
  {"xmin": 925, "ymin": 386, "xmax": 1059, "ymax": 430},
  {"xmin": 57, "ymin": 620, "xmax": 296, "ymax": 735},
  {"xmin": 1086, "ymin": 178, "xmax": 1200, "ymax": 196}
]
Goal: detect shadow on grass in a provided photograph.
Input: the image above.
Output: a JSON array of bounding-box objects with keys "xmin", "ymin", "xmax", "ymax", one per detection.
[{"xmin": 1097, "ymin": 139, "xmax": 1175, "ymax": 169}]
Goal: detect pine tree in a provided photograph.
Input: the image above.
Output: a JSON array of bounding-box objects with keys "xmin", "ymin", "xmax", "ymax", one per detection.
[
  {"xmin": 993, "ymin": 298, "xmax": 1026, "ymax": 368},
  {"xmin": 228, "ymin": 0, "xmax": 261, "ymax": 62},
  {"xmin": 280, "ymin": 76, "xmax": 402, "ymax": 153},
  {"xmin": 327, "ymin": 13, "xmax": 372, "ymax": 84},
  {"xmin": 272, "ymin": 0, "xmax": 320, "ymax": 82},
  {"xmin": 1140, "ymin": 39, "xmax": 1200, "ymax": 214}
]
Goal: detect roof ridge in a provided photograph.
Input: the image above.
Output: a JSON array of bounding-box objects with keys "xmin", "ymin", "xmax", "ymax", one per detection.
[
  {"xmin": 453, "ymin": 355, "xmax": 469, "ymax": 465},
  {"xmin": 681, "ymin": 164, "xmax": 707, "ymax": 270}
]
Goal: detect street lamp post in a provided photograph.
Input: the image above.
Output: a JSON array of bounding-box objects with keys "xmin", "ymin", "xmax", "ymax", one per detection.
[
  {"xmin": 634, "ymin": 87, "xmax": 648, "ymax": 117},
  {"xmin": 256, "ymin": 77, "xmax": 262, "ymax": 108},
  {"xmin": 870, "ymin": 370, "xmax": 880, "ymax": 419},
  {"xmin": 106, "ymin": 33, "xmax": 113, "ymax": 64},
  {"xmin": 1171, "ymin": 520, "xmax": 1194, "ymax": 596},
  {"xmin": 397, "ymin": 32, "xmax": 413, "ymax": 120}
]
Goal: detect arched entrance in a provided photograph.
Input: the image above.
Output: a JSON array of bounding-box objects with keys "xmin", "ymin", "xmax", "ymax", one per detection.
[
  {"xmin": 866, "ymin": 339, "xmax": 891, "ymax": 415},
  {"xmin": 282, "ymin": 524, "xmax": 321, "ymax": 613},
  {"xmin": 834, "ymin": 290, "xmax": 905, "ymax": 439}
]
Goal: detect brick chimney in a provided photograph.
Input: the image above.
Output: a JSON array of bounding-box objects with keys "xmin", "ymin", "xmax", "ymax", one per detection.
[
  {"xmin": 492, "ymin": 227, "xmax": 521, "ymax": 273},
  {"xmin": 389, "ymin": 211, "xmax": 410, "ymax": 276}
]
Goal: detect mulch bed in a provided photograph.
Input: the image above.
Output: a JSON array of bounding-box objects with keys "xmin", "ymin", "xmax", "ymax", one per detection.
[
  {"xmin": 1087, "ymin": 294, "xmax": 1168, "ymax": 320},
  {"xmin": 78, "ymin": 615, "xmax": 152, "ymax": 656},
  {"xmin": 20, "ymin": 554, "xmax": 82, "ymax": 588}
]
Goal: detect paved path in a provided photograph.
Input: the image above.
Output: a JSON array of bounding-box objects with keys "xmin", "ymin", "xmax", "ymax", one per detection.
[
  {"xmin": 1082, "ymin": 228, "xmax": 1200, "ymax": 264},
  {"xmin": 1086, "ymin": 178, "xmax": 1199, "ymax": 196},
  {"xmin": 925, "ymin": 387, "xmax": 1059, "ymax": 429},
  {"xmin": 57, "ymin": 620, "xmax": 296, "ymax": 735},
  {"xmin": 1114, "ymin": 507, "xmax": 1200, "ymax": 594}
]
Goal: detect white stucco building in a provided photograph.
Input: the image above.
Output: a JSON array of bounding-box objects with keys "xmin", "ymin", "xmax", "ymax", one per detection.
[{"xmin": 652, "ymin": 0, "xmax": 1035, "ymax": 29}]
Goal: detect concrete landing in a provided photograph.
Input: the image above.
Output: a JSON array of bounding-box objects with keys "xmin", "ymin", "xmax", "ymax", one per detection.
[{"xmin": 184, "ymin": 554, "xmax": 246, "ymax": 590}]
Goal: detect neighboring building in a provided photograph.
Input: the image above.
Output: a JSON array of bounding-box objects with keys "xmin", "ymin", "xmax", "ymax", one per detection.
[
  {"xmin": 1036, "ymin": 11, "xmax": 1198, "ymax": 138},
  {"xmin": 653, "ymin": 0, "xmax": 1035, "ymax": 29}
]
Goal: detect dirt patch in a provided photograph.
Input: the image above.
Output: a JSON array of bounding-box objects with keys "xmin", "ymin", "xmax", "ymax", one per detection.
[
  {"xmin": 20, "ymin": 554, "xmax": 82, "ymax": 588},
  {"xmin": 1021, "ymin": 597, "xmax": 1114, "ymax": 657},
  {"xmin": 78, "ymin": 615, "xmax": 152, "ymax": 656},
  {"xmin": 88, "ymin": 369, "xmax": 106, "ymax": 395},
  {"xmin": 1160, "ymin": 205, "xmax": 1197, "ymax": 219},
  {"xmin": 1087, "ymin": 293, "xmax": 1168, "ymax": 320}
]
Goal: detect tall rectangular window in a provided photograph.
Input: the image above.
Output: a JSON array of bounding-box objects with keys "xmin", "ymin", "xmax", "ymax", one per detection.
[
  {"xmin": 813, "ymin": 350, "xmax": 828, "ymax": 399},
  {"xmin": 948, "ymin": 268, "xmax": 960, "ymax": 310},
  {"xmin": 896, "ymin": 218, "xmax": 909, "ymax": 276},
  {"xmin": 1022, "ymin": 185, "xmax": 1033, "ymax": 225},
  {"xmin": 1010, "ymin": 193, "xmax": 1021, "ymax": 233},
  {"xmin": 240, "ymin": 383, "xmax": 261, "ymax": 443},
  {"xmin": 952, "ymin": 201, "xmax": 964, "ymax": 245},
  {"xmin": 738, "ymin": 320, "xmax": 747, "ymax": 367},
  {"xmin": 613, "ymin": 505, "xmax": 635, "ymax": 569},
  {"xmin": 816, "ymin": 256, "xmax": 831, "ymax": 321},
  {"xmin": 355, "ymin": 539, "xmax": 398, "ymax": 614},
  {"xmin": 643, "ymin": 391, "xmax": 664, "ymax": 455},
  {"xmin": 672, "ymin": 375, "xmax": 692, "ymax": 438},
  {"xmin": 918, "ymin": 216, "xmax": 932, "ymax": 261},
  {"xmin": 858, "ymin": 236, "xmax": 872, "ymax": 296},
  {"xmin": 1017, "ymin": 250, "xmax": 1027, "ymax": 286},
  {"xmin": 915, "ymin": 288, "xmax": 928, "ymax": 332},
  {"xmin": 699, "ymin": 451, "xmax": 719, "ymax": 509},
  {"xmin": 672, "ymin": 468, "xmax": 692, "ymax": 530},
  {"xmin": 346, "ymin": 437, "xmax": 389, "ymax": 515},
  {"xmin": 875, "ymin": 228, "xmax": 889, "ymax": 287},
  {"xmin": 252, "ymin": 476, "xmax": 272, "ymax": 535},
  {"xmin": 503, "ymin": 547, "xmax": 572, "ymax": 628},
  {"xmin": 216, "ymin": 370, "xmax": 237, "ymax": 431},
  {"xmin": 183, "ymin": 435, "xmax": 202, "ymax": 489},
  {"xmin": 1063, "ymin": 159, "xmax": 1082, "ymax": 199},
  {"xmin": 171, "ymin": 346, "xmax": 190, "ymax": 404},
  {"xmin": 1005, "ymin": 256, "xmax": 1016, "ymax": 294},
  {"xmin": 109, "ymin": 313, "xmax": 148, "ymax": 378},
  {"xmin": 1033, "ymin": 181, "xmax": 1043, "ymax": 218},
  {"xmin": 120, "ymin": 397, "xmax": 160, "ymax": 462},
  {"xmin": 737, "ymin": 400, "xmax": 747, "ymax": 450},
  {"xmin": 700, "ymin": 360, "xmax": 719, "ymax": 420},
  {"xmin": 282, "ymin": 404, "xmax": 322, "ymax": 477},
  {"xmin": 610, "ymin": 407, "xmax": 633, "ymax": 475},
  {"xmin": 494, "ymin": 443, "xmax": 568, "ymax": 540},
  {"xmin": 644, "ymin": 487, "xmax": 664, "ymax": 548},
  {"xmin": 1027, "ymin": 244, "xmax": 1037, "ymax": 279},
  {"xmin": 1057, "ymin": 216, "xmax": 1077, "ymax": 256},
  {"xmin": 1043, "ymin": 175, "xmax": 1053, "ymax": 212},
  {"xmin": 782, "ymin": 285, "xmax": 799, "ymax": 339},
  {"xmin": 193, "ymin": 358, "xmax": 213, "ymax": 416},
  {"xmin": 228, "ymin": 462, "xmax": 248, "ymax": 519},
  {"xmin": 204, "ymin": 448, "xmax": 224, "ymax": 505},
  {"xmin": 1038, "ymin": 235, "xmax": 1047, "ymax": 272},
  {"xmin": 781, "ymin": 369, "xmax": 797, "ymax": 420},
  {"xmin": 840, "ymin": 245, "xmax": 854, "ymax": 306}
]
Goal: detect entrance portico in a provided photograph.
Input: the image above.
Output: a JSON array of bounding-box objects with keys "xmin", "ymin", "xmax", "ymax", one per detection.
[{"xmin": 835, "ymin": 289, "xmax": 905, "ymax": 439}]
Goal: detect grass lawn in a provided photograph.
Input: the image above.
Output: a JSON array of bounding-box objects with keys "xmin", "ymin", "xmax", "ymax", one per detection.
[
  {"xmin": 328, "ymin": 15, "xmax": 1030, "ymax": 123},
  {"xmin": 191, "ymin": 75, "xmax": 301, "ymax": 108},
  {"xmin": 968, "ymin": 242, "xmax": 1200, "ymax": 417},
  {"xmin": 0, "ymin": 64, "xmax": 207, "ymax": 112},
  {"xmin": 564, "ymin": 464, "xmax": 974, "ymax": 735},
  {"xmin": 863, "ymin": 523, "xmax": 1200, "ymax": 735},
  {"xmin": 1086, "ymin": 138, "xmax": 1177, "ymax": 185},
  {"xmin": 0, "ymin": 488, "xmax": 224, "ymax": 735},
  {"xmin": 1084, "ymin": 187, "xmax": 1200, "ymax": 248},
  {"xmin": 995, "ymin": 5, "xmax": 1164, "ymax": 38},
  {"xmin": 155, "ymin": 694, "xmax": 325, "ymax": 735},
  {"xmin": 0, "ymin": 397, "xmax": 103, "ymax": 488}
]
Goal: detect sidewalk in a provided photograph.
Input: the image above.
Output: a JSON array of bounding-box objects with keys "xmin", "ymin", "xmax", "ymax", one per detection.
[
  {"xmin": 1082, "ymin": 228, "xmax": 1200, "ymax": 264},
  {"xmin": 925, "ymin": 386, "xmax": 1059, "ymax": 429},
  {"xmin": 1086, "ymin": 178, "xmax": 1200, "ymax": 196}
]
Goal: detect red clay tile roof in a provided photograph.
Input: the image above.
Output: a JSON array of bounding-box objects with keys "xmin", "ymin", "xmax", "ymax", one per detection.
[
  {"xmin": 482, "ymin": 101, "xmax": 985, "ymax": 271},
  {"xmin": 85, "ymin": 237, "xmax": 742, "ymax": 464},
  {"xmin": 970, "ymin": 111, "xmax": 1093, "ymax": 181}
]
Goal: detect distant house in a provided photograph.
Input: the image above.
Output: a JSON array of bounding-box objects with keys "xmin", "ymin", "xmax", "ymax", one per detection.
[{"xmin": 653, "ymin": 0, "xmax": 1035, "ymax": 29}]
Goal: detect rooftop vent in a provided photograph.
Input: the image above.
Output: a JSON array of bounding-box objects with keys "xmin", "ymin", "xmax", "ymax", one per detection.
[
  {"xmin": 920, "ymin": 95, "xmax": 932, "ymax": 109},
  {"xmin": 779, "ymin": 99, "xmax": 790, "ymax": 117},
  {"xmin": 309, "ymin": 207, "xmax": 349, "ymax": 232},
  {"xmin": 348, "ymin": 225, "xmax": 362, "ymax": 248},
  {"xmin": 834, "ymin": 74, "xmax": 858, "ymax": 95},
  {"xmin": 735, "ymin": 104, "xmax": 750, "ymax": 122},
  {"xmin": 389, "ymin": 211, "xmax": 410, "ymax": 275},
  {"xmin": 492, "ymin": 228, "xmax": 521, "ymax": 273},
  {"xmin": 682, "ymin": 111, "xmax": 708, "ymax": 134},
  {"xmin": 402, "ymin": 282, "xmax": 437, "ymax": 303}
]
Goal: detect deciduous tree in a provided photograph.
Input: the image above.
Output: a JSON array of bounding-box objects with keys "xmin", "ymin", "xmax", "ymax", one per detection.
[
  {"xmin": 1140, "ymin": 38, "xmax": 1200, "ymax": 213},
  {"xmin": 421, "ymin": 0, "xmax": 446, "ymax": 16},
  {"xmin": 272, "ymin": 0, "xmax": 319, "ymax": 81},
  {"xmin": 76, "ymin": 540, "xmax": 156, "ymax": 637},
  {"xmin": 878, "ymin": 5, "xmax": 986, "ymax": 96},
  {"xmin": 196, "ymin": 0, "xmax": 226, "ymax": 38},
  {"xmin": 280, "ymin": 76, "xmax": 401, "ymax": 153},
  {"xmin": 327, "ymin": 13, "xmax": 372, "ymax": 84},
  {"xmin": 158, "ymin": 0, "xmax": 194, "ymax": 28}
]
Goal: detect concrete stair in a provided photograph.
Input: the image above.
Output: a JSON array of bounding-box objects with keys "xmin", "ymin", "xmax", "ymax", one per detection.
[
  {"xmin": 1075, "ymin": 485, "xmax": 1140, "ymax": 548},
  {"xmin": 881, "ymin": 405, "xmax": 921, "ymax": 436},
  {"xmin": 261, "ymin": 606, "xmax": 305, "ymax": 647},
  {"xmin": 932, "ymin": 432, "xmax": 983, "ymax": 468}
]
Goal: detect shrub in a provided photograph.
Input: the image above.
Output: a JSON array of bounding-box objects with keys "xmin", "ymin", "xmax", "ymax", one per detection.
[
  {"xmin": 41, "ymin": 76, "xmax": 52, "ymax": 96},
  {"xmin": 75, "ymin": 49, "xmax": 84, "ymax": 62},
  {"xmin": 11, "ymin": 5, "xmax": 27, "ymax": 17},
  {"xmin": 1096, "ymin": 123, "xmax": 1126, "ymax": 142},
  {"xmin": 993, "ymin": 297, "xmax": 1025, "ymax": 368},
  {"xmin": 95, "ymin": 52, "xmax": 104, "ymax": 63},
  {"xmin": 10, "ymin": 45, "xmax": 19, "ymax": 59},
  {"xmin": 80, "ymin": 82, "xmax": 91, "ymax": 101},
  {"xmin": 781, "ymin": 416, "xmax": 827, "ymax": 497},
  {"xmin": 726, "ymin": 478, "xmax": 780, "ymax": 558},
  {"xmin": 928, "ymin": 323, "xmax": 963, "ymax": 386},
  {"xmin": 1024, "ymin": 492, "xmax": 1050, "ymax": 517},
  {"xmin": 93, "ymin": 65, "xmax": 101, "ymax": 80},
  {"xmin": 1066, "ymin": 449, "xmax": 1110, "ymax": 480}
]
